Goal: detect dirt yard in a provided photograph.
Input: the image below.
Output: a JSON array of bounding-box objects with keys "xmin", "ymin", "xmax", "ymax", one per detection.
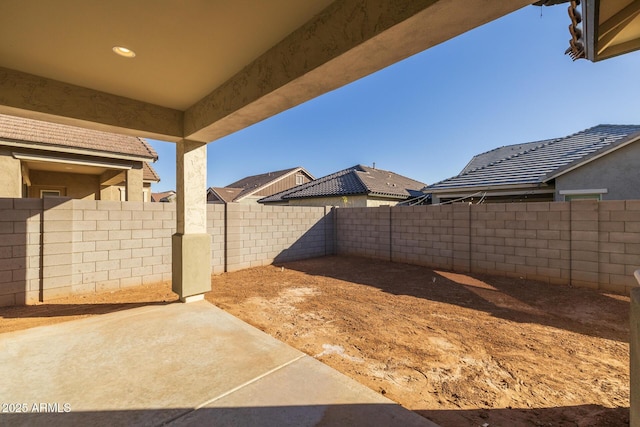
[{"xmin": 0, "ymin": 256, "xmax": 631, "ymax": 426}]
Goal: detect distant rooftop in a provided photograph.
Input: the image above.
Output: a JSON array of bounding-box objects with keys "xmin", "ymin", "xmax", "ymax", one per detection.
[
  {"xmin": 427, "ymin": 124, "xmax": 640, "ymax": 192},
  {"xmin": 0, "ymin": 113, "xmax": 157, "ymax": 161},
  {"xmin": 261, "ymin": 164, "xmax": 425, "ymax": 203},
  {"xmin": 208, "ymin": 167, "xmax": 313, "ymax": 203}
]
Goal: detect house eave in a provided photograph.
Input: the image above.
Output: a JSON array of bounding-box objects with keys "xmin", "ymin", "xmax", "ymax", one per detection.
[
  {"xmin": 429, "ymin": 182, "xmax": 547, "ymax": 194},
  {"xmin": 0, "ymin": 138, "xmax": 156, "ymax": 162}
]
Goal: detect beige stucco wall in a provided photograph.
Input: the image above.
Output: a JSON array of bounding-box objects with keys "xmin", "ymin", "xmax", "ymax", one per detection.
[
  {"xmin": 28, "ymin": 170, "xmax": 99, "ymax": 200},
  {"xmin": 0, "ymin": 150, "xmax": 22, "ymax": 197}
]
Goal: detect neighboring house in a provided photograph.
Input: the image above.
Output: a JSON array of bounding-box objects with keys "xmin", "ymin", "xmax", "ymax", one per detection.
[
  {"xmin": 0, "ymin": 114, "xmax": 159, "ymax": 201},
  {"xmin": 152, "ymin": 190, "xmax": 177, "ymax": 203},
  {"xmin": 207, "ymin": 167, "xmax": 314, "ymax": 204},
  {"xmin": 260, "ymin": 164, "xmax": 425, "ymax": 207},
  {"xmin": 426, "ymin": 124, "xmax": 640, "ymax": 204}
]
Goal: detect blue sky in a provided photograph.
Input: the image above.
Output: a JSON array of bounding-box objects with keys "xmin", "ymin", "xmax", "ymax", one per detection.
[{"xmin": 149, "ymin": 4, "xmax": 640, "ymax": 192}]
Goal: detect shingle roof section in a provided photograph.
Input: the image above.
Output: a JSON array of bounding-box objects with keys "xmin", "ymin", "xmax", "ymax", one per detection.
[
  {"xmin": 260, "ymin": 165, "xmax": 425, "ymax": 203},
  {"xmin": 427, "ymin": 125, "xmax": 640, "ymax": 191},
  {"xmin": 0, "ymin": 113, "xmax": 157, "ymax": 160}
]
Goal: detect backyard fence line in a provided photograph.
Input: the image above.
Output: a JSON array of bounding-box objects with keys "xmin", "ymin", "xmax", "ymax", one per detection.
[
  {"xmin": 1, "ymin": 198, "xmax": 639, "ymax": 307},
  {"xmin": 0, "ymin": 198, "xmax": 333, "ymax": 306},
  {"xmin": 335, "ymin": 200, "xmax": 640, "ymax": 295}
]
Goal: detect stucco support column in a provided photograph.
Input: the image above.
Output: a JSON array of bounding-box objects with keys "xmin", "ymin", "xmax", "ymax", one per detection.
[
  {"xmin": 0, "ymin": 151, "xmax": 22, "ymax": 197},
  {"xmin": 172, "ymin": 139, "xmax": 211, "ymax": 302},
  {"xmin": 125, "ymin": 164, "xmax": 143, "ymax": 201},
  {"xmin": 631, "ymin": 271, "xmax": 640, "ymax": 427}
]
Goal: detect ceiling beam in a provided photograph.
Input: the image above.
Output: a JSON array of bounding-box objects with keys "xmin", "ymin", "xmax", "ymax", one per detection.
[
  {"xmin": 599, "ymin": 0, "xmax": 640, "ymax": 37},
  {"xmin": 597, "ymin": 0, "xmax": 640, "ymax": 54},
  {"xmin": 599, "ymin": 35, "xmax": 640, "ymax": 59},
  {"xmin": 0, "ymin": 67, "xmax": 184, "ymax": 142},
  {"xmin": 184, "ymin": 0, "xmax": 533, "ymax": 143}
]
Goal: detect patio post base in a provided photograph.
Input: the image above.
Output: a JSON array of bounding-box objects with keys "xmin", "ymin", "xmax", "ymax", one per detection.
[
  {"xmin": 172, "ymin": 233, "xmax": 211, "ymax": 301},
  {"xmin": 181, "ymin": 294, "xmax": 205, "ymax": 303}
]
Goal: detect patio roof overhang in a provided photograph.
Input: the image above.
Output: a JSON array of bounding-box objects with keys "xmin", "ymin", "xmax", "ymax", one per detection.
[
  {"xmin": 583, "ymin": 0, "xmax": 640, "ymax": 61},
  {"xmin": 0, "ymin": 0, "xmax": 535, "ymax": 300},
  {"xmin": 0, "ymin": 0, "xmax": 534, "ymax": 143}
]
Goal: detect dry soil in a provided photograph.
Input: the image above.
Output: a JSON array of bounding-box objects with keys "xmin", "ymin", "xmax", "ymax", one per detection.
[{"xmin": 0, "ymin": 256, "xmax": 631, "ymax": 426}]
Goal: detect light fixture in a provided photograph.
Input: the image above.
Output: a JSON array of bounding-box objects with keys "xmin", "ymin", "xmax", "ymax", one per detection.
[{"xmin": 112, "ymin": 46, "xmax": 136, "ymax": 58}]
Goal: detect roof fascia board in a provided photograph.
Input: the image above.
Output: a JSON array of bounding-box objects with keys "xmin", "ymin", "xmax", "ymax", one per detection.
[
  {"xmin": 584, "ymin": 0, "xmax": 599, "ymax": 61},
  {"xmin": 207, "ymin": 188, "xmax": 227, "ymax": 203},
  {"xmin": 436, "ymin": 188, "xmax": 555, "ymax": 199},
  {"xmin": 543, "ymin": 132, "xmax": 640, "ymax": 182},
  {"xmin": 429, "ymin": 183, "xmax": 544, "ymax": 193},
  {"xmin": 0, "ymin": 139, "xmax": 154, "ymax": 162},
  {"xmin": 13, "ymin": 152, "xmax": 133, "ymax": 170}
]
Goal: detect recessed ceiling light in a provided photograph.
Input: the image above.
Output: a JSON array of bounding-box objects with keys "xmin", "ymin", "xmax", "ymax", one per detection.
[{"xmin": 112, "ymin": 46, "xmax": 136, "ymax": 58}]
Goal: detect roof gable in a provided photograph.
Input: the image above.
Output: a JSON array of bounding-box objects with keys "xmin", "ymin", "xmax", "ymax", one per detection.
[
  {"xmin": 225, "ymin": 167, "xmax": 313, "ymax": 201},
  {"xmin": 207, "ymin": 187, "xmax": 243, "ymax": 204},
  {"xmin": 427, "ymin": 125, "xmax": 640, "ymax": 192},
  {"xmin": 260, "ymin": 164, "xmax": 425, "ymax": 203},
  {"xmin": 0, "ymin": 113, "xmax": 157, "ymax": 160},
  {"xmin": 143, "ymin": 162, "xmax": 160, "ymax": 183}
]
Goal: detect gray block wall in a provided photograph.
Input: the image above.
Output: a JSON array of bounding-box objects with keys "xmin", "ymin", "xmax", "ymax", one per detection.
[
  {"xmin": 336, "ymin": 200, "xmax": 640, "ymax": 294},
  {"xmin": 1, "ymin": 198, "xmax": 639, "ymax": 306},
  {"xmin": 0, "ymin": 199, "xmax": 333, "ymax": 306}
]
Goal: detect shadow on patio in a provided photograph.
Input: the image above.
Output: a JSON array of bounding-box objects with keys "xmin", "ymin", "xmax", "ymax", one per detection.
[
  {"xmin": 1, "ymin": 403, "xmax": 435, "ymax": 426},
  {"xmin": 417, "ymin": 404, "xmax": 629, "ymax": 427}
]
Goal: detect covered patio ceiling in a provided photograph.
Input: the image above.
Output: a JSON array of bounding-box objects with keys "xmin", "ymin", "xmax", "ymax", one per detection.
[{"xmin": 0, "ymin": 0, "xmax": 534, "ymax": 144}]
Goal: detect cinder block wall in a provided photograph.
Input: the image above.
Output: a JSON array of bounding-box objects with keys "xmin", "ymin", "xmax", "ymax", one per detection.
[
  {"xmin": 336, "ymin": 200, "xmax": 640, "ymax": 294},
  {"xmin": 0, "ymin": 199, "xmax": 333, "ymax": 306},
  {"xmin": 225, "ymin": 204, "xmax": 333, "ymax": 271}
]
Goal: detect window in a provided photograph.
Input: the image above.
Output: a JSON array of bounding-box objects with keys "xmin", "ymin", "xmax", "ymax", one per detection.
[
  {"xmin": 295, "ymin": 174, "xmax": 304, "ymax": 185},
  {"xmin": 40, "ymin": 190, "xmax": 61, "ymax": 198},
  {"xmin": 560, "ymin": 189, "xmax": 607, "ymax": 201}
]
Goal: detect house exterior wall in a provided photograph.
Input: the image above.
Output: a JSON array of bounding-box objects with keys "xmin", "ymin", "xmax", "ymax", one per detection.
[
  {"xmin": 28, "ymin": 170, "xmax": 100, "ymax": 199},
  {"xmin": 288, "ymin": 195, "xmax": 369, "ymax": 207},
  {"xmin": 254, "ymin": 172, "xmax": 313, "ymax": 197},
  {"xmin": 366, "ymin": 197, "xmax": 402, "ymax": 207},
  {"xmin": 0, "ymin": 151, "xmax": 21, "ymax": 198},
  {"xmin": 555, "ymin": 142, "xmax": 640, "ymax": 200}
]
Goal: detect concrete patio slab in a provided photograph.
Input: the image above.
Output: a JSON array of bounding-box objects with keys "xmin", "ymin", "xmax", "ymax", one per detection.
[{"xmin": 0, "ymin": 300, "xmax": 436, "ymax": 426}]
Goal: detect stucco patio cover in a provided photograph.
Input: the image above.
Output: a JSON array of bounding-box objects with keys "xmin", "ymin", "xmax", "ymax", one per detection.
[{"xmin": 0, "ymin": 0, "xmax": 534, "ymax": 299}]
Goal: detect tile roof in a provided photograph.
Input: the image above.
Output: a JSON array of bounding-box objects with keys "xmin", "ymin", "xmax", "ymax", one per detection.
[
  {"xmin": 460, "ymin": 139, "xmax": 555, "ymax": 174},
  {"xmin": 143, "ymin": 162, "xmax": 160, "ymax": 182},
  {"xmin": 223, "ymin": 167, "xmax": 311, "ymax": 201},
  {"xmin": 0, "ymin": 113, "xmax": 157, "ymax": 160},
  {"xmin": 151, "ymin": 191, "xmax": 176, "ymax": 202},
  {"xmin": 260, "ymin": 164, "xmax": 425, "ymax": 203},
  {"xmin": 427, "ymin": 124, "xmax": 640, "ymax": 192},
  {"xmin": 208, "ymin": 187, "xmax": 243, "ymax": 203}
]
